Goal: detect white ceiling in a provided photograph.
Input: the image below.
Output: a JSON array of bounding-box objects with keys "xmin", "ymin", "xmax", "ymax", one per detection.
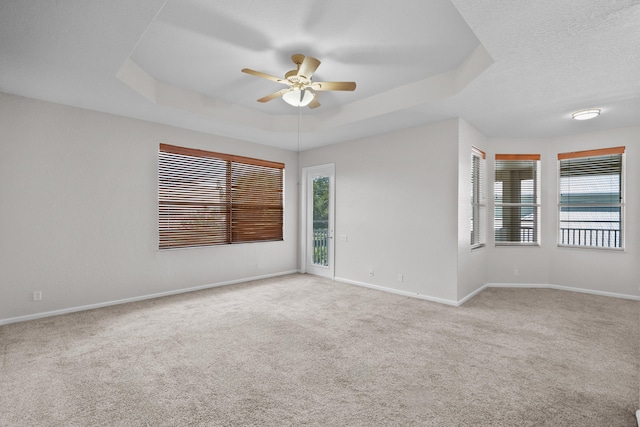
[{"xmin": 1, "ymin": 0, "xmax": 639, "ymax": 151}]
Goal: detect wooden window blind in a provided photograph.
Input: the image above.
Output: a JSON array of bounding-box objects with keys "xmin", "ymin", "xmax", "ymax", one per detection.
[
  {"xmin": 159, "ymin": 144, "xmax": 284, "ymax": 249},
  {"xmin": 558, "ymin": 146, "xmax": 624, "ymax": 249},
  {"xmin": 494, "ymin": 154, "xmax": 541, "ymax": 245},
  {"xmin": 471, "ymin": 147, "xmax": 486, "ymax": 248}
]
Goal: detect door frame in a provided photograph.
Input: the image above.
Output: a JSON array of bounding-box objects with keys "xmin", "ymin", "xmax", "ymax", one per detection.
[{"xmin": 300, "ymin": 163, "xmax": 335, "ymax": 278}]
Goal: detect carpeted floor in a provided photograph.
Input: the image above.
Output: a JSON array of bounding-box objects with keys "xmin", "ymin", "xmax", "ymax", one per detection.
[{"xmin": 1, "ymin": 274, "xmax": 639, "ymax": 426}]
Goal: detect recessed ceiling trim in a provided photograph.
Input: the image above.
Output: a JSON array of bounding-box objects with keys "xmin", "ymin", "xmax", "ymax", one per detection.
[
  {"xmin": 117, "ymin": 59, "xmax": 158, "ymax": 104},
  {"xmin": 117, "ymin": 44, "xmax": 493, "ymax": 134}
]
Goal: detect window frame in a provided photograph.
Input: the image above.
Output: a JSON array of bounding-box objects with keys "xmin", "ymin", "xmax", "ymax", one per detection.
[
  {"xmin": 557, "ymin": 146, "xmax": 625, "ymax": 250},
  {"xmin": 494, "ymin": 154, "xmax": 541, "ymax": 246},
  {"xmin": 158, "ymin": 143, "xmax": 285, "ymax": 250},
  {"xmin": 471, "ymin": 146, "xmax": 486, "ymax": 249}
]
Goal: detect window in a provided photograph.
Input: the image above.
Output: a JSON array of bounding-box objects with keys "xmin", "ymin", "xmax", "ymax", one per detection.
[
  {"xmin": 158, "ymin": 144, "xmax": 284, "ymax": 249},
  {"xmin": 558, "ymin": 146, "xmax": 624, "ymax": 249},
  {"xmin": 494, "ymin": 154, "xmax": 541, "ymax": 245},
  {"xmin": 471, "ymin": 147, "xmax": 486, "ymax": 248}
]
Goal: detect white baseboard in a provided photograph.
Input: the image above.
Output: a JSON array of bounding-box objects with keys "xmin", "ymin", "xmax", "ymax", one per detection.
[
  {"xmin": 484, "ymin": 283, "xmax": 640, "ymax": 302},
  {"xmin": 456, "ymin": 285, "xmax": 487, "ymax": 306},
  {"xmin": 4, "ymin": 272, "xmax": 637, "ymax": 325},
  {"xmin": 636, "ymin": 410, "xmax": 639, "ymax": 427},
  {"xmin": 0, "ymin": 270, "xmax": 298, "ymax": 326},
  {"xmin": 334, "ymin": 278, "xmax": 640, "ymax": 308},
  {"xmin": 334, "ymin": 277, "xmax": 460, "ymax": 306}
]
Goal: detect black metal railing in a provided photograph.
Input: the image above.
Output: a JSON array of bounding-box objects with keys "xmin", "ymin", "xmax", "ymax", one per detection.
[
  {"xmin": 559, "ymin": 228, "xmax": 620, "ymax": 248},
  {"xmin": 495, "ymin": 226, "xmax": 620, "ymax": 248},
  {"xmin": 312, "ymin": 220, "xmax": 329, "ymax": 266},
  {"xmin": 312, "ymin": 229, "xmax": 328, "ymax": 265},
  {"xmin": 494, "ymin": 226, "xmax": 536, "ymax": 243}
]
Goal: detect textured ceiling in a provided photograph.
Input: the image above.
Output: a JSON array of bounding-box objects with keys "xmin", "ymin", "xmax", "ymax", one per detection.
[{"xmin": 1, "ymin": 0, "xmax": 639, "ymax": 151}]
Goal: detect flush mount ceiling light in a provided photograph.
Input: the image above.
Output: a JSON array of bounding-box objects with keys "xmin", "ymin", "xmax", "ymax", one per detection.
[
  {"xmin": 571, "ymin": 109, "xmax": 601, "ymax": 120},
  {"xmin": 282, "ymin": 89, "xmax": 315, "ymax": 107}
]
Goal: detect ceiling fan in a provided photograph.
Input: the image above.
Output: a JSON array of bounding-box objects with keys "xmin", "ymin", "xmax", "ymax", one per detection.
[{"xmin": 241, "ymin": 54, "xmax": 356, "ymax": 109}]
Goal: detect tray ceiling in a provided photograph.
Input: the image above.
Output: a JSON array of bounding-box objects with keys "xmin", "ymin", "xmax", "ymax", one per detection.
[{"xmin": 1, "ymin": 0, "xmax": 639, "ymax": 150}]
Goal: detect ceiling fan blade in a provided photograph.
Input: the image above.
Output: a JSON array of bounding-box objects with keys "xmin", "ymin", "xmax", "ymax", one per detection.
[
  {"xmin": 242, "ymin": 68, "xmax": 287, "ymax": 84},
  {"xmin": 308, "ymin": 97, "xmax": 321, "ymax": 109},
  {"xmin": 297, "ymin": 56, "xmax": 321, "ymax": 80},
  {"xmin": 257, "ymin": 88, "xmax": 291, "ymax": 103},
  {"xmin": 310, "ymin": 81, "xmax": 356, "ymax": 91}
]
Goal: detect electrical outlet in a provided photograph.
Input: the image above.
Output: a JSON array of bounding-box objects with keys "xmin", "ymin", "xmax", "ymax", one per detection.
[
  {"xmin": 369, "ymin": 269, "xmax": 374, "ymax": 277},
  {"xmin": 32, "ymin": 291, "xmax": 42, "ymax": 301},
  {"xmin": 513, "ymin": 269, "xmax": 519, "ymax": 276},
  {"xmin": 398, "ymin": 273, "xmax": 403, "ymax": 282}
]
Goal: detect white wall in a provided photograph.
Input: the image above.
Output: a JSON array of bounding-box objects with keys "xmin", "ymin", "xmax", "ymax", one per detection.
[
  {"xmin": 301, "ymin": 119, "xmax": 461, "ymax": 303},
  {"xmin": 546, "ymin": 128, "xmax": 640, "ymax": 297},
  {"xmin": 486, "ymin": 127, "xmax": 640, "ymax": 298},
  {"xmin": 457, "ymin": 119, "xmax": 489, "ymax": 301},
  {"xmin": 0, "ymin": 93, "xmax": 299, "ymax": 322},
  {"xmin": 485, "ymin": 138, "xmax": 553, "ymax": 285},
  {"xmin": 302, "ymin": 119, "xmax": 640, "ymax": 303},
  {"xmin": 2, "ymin": 91, "xmax": 637, "ymax": 323}
]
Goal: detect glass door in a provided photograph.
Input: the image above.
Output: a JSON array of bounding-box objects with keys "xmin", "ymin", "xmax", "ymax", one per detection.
[{"xmin": 303, "ymin": 164, "xmax": 334, "ymax": 278}]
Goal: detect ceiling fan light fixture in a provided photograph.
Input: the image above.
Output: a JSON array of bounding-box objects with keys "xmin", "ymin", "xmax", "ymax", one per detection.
[
  {"xmin": 571, "ymin": 108, "xmax": 601, "ymax": 121},
  {"xmin": 243, "ymin": 54, "xmax": 355, "ymax": 109},
  {"xmin": 282, "ymin": 89, "xmax": 315, "ymax": 107}
]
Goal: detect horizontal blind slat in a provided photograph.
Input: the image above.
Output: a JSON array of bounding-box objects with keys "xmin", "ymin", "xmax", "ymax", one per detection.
[
  {"xmin": 558, "ymin": 146, "xmax": 625, "ymax": 160},
  {"xmin": 160, "ymin": 143, "xmax": 284, "ymax": 169},
  {"xmin": 159, "ymin": 144, "xmax": 283, "ymax": 249},
  {"xmin": 494, "ymin": 156, "xmax": 540, "ymax": 244},
  {"xmin": 495, "ymin": 154, "xmax": 540, "ymax": 161},
  {"xmin": 557, "ymin": 148, "xmax": 623, "ymax": 249}
]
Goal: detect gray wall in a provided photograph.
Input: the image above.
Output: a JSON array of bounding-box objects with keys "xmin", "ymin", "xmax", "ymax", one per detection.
[
  {"xmin": 1, "ymin": 91, "xmax": 638, "ymax": 323},
  {"xmin": 488, "ymin": 128, "xmax": 640, "ymax": 297},
  {"xmin": 457, "ymin": 119, "xmax": 489, "ymax": 301},
  {"xmin": 0, "ymin": 93, "xmax": 299, "ymax": 322},
  {"xmin": 301, "ymin": 119, "xmax": 461, "ymax": 303},
  {"xmin": 302, "ymin": 119, "xmax": 640, "ymax": 302}
]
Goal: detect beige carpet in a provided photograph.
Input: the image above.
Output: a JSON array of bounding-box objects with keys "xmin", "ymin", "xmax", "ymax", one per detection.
[{"xmin": 1, "ymin": 274, "xmax": 638, "ymax": 426}]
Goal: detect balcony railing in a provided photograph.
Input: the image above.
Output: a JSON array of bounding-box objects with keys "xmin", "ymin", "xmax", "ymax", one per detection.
[
  {"xmin": 559, "ymin": 228, "xmax": 620, "ymax": 248},
  {"xmin": 494, "ymin": 226, "xmax": 536, "ymax": 244},
  {"xmin": 313, "ymin": 220, "xmax": 329, "ymax": 266},
  {"xmin": 494, "ymin": 226, "xmax": 621, "ymax": 248}
]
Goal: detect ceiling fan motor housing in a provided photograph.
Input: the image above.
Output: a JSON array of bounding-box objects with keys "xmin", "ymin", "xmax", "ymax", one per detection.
[
  {"xmin": 241, "ymin": 53, "xmax": 356, "ymax": 108},
  {"xmin": 285, "ymin": 69, "xmax": 309, "ymax": 86}
]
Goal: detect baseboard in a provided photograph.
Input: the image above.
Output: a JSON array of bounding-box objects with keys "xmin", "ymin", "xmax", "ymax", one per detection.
[
  {"xmin": 0, "ymin": 270, "xmax": 299, "ymax": 326},
  {"xmin": 4, "ymin": 273, "xmax": 637, "ymax": 325},
  {"xmin": 486, "ymin": 283, "xmax": 551, "ymax": 289},
  {"xmin": 334, "ymin": 278, "xmax": 640, "ymax": 309},
  {"xmin": 456, "ymin": 285, "xmax": 487, "ymax": 306},
  {"xmin": 334, "ymin": 277, "xmax": 460, "ymax": 306},
  {"xmin": 484, "ymin": 283, "xmax": 640, "ymax": 302}
]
